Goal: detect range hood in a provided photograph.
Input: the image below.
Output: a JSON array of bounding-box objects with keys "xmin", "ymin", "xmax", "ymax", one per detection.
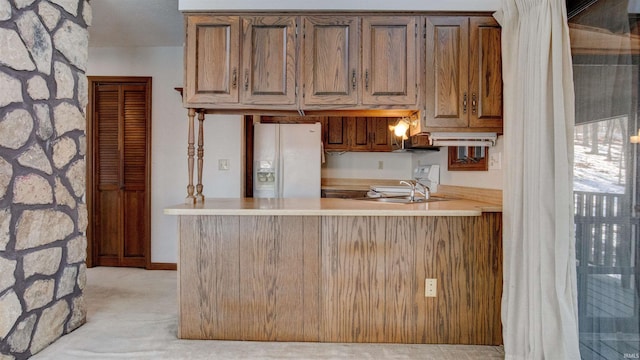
[
  {"xmin": 428, "ymin": 132, "xmax": 497, "ymax": 147},
  {"xmin": 393, "ymin": 134, "xmax": 440, "ymax": 152}
]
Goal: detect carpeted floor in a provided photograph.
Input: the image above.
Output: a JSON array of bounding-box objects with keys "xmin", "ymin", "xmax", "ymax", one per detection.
[{"xmin": 33, "ymin": 267, "xmax": 505, "ymax": 359}]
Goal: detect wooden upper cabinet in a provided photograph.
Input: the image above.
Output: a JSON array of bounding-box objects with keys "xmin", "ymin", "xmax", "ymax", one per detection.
[
  {"xmin": 185, "ymin": 15, "xmax": 240, "ymax": 105},
  {"xmin": 468, "ymin": 17, "xmax": 502, "ymax": 129},
  {"xmin": 424, "ymin": 16, "xmax": 469, "ymax": 128},
  {"xmin": 303, "ymin": 16, "xmax": 359, "ymax": 106},
  {"xmin": 322, "ymin": 117, "xmax": 393, "ymax": 152},
  {"xmin": 362, "ymin": 16, "xmax": 418, "ymax": 106},
  {"xmin": 181, "ymin": 13, "xmax": 501, "ymax": 123},
  {"xmin": 323, "ymin": 117, "xmax": 350, "ymax": 151},
  {"xmin": 241, "ymin": 16, "xmax": 297, "ymax": 105},
  {"xmin": 184, "ymin": 15, "xmax": 297, "ymax": 108},
  {"xmin": 369, "ymin": 118, "xmax": 394, "ymax": 151},
  {"xmin": 367, "ymin": 117, "xmax": 398, "ymax": 151},
  {"xmin": 422, "ymin": 16, "xmax": 502, "ymax": 133},
  {"xmin": 350, "ymin": 117, "xmax": 372, "ymax": 151},
  {"xmin": 302, "ymin": 16, "xmax": 419, "ymax": 108},
  {"xmin": 349, "ymin": 117, "xmax": 394, "ymax": 151}
]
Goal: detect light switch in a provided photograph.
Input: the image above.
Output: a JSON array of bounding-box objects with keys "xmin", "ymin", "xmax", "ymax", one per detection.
[
  {"xmin": 489, "ymin": 152, "xmax": 502, "ymax": 170},
  {"xmin": 218, "ymin": 159, "xmax": 230, "ymax": 171}
]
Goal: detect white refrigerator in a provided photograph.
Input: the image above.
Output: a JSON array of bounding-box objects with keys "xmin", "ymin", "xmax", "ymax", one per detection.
[{"xmin": 253, "ymin": 123, "xmax": 322, "ymax": 198}]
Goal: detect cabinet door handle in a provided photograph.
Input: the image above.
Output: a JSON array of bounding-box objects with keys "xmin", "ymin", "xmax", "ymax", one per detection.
[
  {"xmin": 351, "ymin": 70, "xmax": 356, "ymax": 90},
  {"xmin": 231, "ymin": 68, "xmax": 237, "ymax": 89},
  {"xmin": 244, "ymin": 69, "xmax": 249, "ymax": 91},
  {"xmin": 365, "ymin": 70, "xmax": 369, "ymax": 91},
  {"xmin": 472, "ymin": 93, "xmax": 477, "ymax": 114},
  {"xmin": 463, "ymin": 92, "xmax": 468, "ymax": 114}
]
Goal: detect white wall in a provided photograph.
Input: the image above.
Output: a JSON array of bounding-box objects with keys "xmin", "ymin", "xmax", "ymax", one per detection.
[
  {"xmin": 322, "ymin": 152, "xmax": 413, "ymax": 180},
  {"xmin": 179, "ymin": 0, "xmax": 499, "ymax": 11},
  {"xmin": 87, "ymin": 46, "xmax": 243, "ymax": 263}
]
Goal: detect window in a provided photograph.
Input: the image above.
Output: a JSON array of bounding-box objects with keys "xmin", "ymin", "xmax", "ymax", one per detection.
[
  {"xmin": 570, "ymin": 2, "xmax": 640, "ymax": 358},
  {"xmin": 447, "ymin": 146, "xmax": 488, "ymax": 171}
]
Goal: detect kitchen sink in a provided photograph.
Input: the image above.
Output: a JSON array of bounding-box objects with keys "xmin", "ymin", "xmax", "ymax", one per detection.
[{"xmin": 352, "ymin": 196, "xmax": 449, "ymax": 204}]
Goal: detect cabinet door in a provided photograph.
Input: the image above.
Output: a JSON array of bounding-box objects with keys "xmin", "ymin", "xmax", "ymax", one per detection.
[
  {"xmin": 323, "ymin": 117, "xmax": 350, "ymax": 151},
  {"xmin": 303, "ymin": 16, "xmax": 359, "ymax": 106},
  {"xmin": 424, "ymin": 17, "xmax": 469, "ymax": 128},
  {"xmin": 184, "ymin": 15, "xmax": 240, "ymax": 105},
  {"xmin": 349, "ymin": 117, "xmax": 371, "ymax": 151},
  {"xmin": 369, "ymin": 118, "xmax": 393, "ymax": 151},
  {"xmin": 362, "ymin": 17, "xmax": 418, "ymax": 106},
  {"xmin": 469, "ymin": 17, "xmax": 503, "ymax": 129},
  {"xmin": 241, "ymin": 16, "xmax": 297, "ymax": 105}
]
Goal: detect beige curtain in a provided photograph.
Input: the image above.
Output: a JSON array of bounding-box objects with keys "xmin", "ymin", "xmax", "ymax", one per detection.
[{"xmin": 494, "ymin": 1, "xmax": 581, "ymax": 358}]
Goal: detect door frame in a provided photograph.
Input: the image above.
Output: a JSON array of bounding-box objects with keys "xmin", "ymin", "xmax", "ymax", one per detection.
[{"xmin": 86, "ymin": 76, "xmax": 152, "ymax": 268}]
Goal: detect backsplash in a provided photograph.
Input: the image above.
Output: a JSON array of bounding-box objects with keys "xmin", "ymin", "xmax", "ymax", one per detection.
[
  {"xmin": 321, "ymin": 137, "xmax": 503, "ymax": 191},
  {"xmin": 322, "ymin": 151, "xmax": 413, "ymax": 180}
]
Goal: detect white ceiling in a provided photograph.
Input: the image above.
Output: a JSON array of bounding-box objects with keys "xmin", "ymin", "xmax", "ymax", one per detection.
[{"xmin": 89, "ymin": 0, "xmax": 184, "ymax": 47}]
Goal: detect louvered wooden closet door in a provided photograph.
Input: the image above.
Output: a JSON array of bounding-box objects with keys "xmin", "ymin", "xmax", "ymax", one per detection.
[{"xmin": 93, "ymin": 81, "xmax": 150, "ymax": 268}]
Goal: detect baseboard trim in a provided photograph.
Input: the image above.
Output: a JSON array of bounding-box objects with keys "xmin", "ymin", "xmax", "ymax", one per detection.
[{"xmin": 148, "ymin": 262, "xmax": 177, "ymax": 270}]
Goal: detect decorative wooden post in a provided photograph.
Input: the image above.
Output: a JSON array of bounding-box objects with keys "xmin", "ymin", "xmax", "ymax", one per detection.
[
  {"xmin": 186, "ymin": 108, "xmax": 196, "ymax": 204},
  {"xmin": 195, "ymin": 110, "xmax": 205, "ymax": 203}
]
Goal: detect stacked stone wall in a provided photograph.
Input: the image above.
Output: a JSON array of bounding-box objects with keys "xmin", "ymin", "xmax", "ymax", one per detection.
[{"xmin": 0, "ymin": 1, "xmax": 90, "ymax": 359}]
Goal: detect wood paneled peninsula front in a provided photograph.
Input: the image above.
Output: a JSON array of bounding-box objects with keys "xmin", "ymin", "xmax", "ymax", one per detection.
[{"xmin": 165, "ymin": 198, "xmax": 502, "ymax": 345}]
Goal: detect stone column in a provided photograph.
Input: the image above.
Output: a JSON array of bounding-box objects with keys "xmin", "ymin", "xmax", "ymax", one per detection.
[{"xmin": 0, "ymin": 1, "xmax": 91, "ymax": 359}]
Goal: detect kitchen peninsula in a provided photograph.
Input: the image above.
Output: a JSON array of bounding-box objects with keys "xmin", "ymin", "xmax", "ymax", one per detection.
[
  {"xmin": 169, "ymin": 7, "xmax": 504, "ymax": 346},
  {"xmin": 164, "ymin": 197, "xmax": 502, "ymax": 345}
]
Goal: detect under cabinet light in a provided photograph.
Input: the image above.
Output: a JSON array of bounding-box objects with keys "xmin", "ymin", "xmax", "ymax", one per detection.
[{"xmin": 389, "ymin": 117, "xmax": 418, "ymax": 139}]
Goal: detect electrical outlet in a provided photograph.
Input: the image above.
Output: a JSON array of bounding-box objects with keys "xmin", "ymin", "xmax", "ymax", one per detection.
[
  {"xmin": 378, "ymin": 161, "xmax": 384, "ymax": 170},
  {"xmin": 425, "ymin": 278, "xmax": 437, "ymax": 297},
  {"xmin": 218, "ymin": 159, "xmax": 230, "ymax": 171},
  {"xmin": 489, "ymin": 152, "xmax": 502, "ymax": 170}
]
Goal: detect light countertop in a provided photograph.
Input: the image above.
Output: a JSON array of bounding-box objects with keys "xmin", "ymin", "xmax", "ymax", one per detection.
[{"xmin": 164, "ymin": 197, "xmax": 501, "ymax": 217}]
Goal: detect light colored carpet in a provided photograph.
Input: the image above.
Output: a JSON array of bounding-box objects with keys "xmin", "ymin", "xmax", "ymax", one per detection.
[{"xmin": 33, "ymin": 267, "xmax": 505, "ymax": 359}]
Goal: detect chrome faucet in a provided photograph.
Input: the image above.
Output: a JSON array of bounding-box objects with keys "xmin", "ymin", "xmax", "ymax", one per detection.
[
  {"xmin": 400, "ymin": 180, "xmax": 430, "ymax": 202},
  {"xmin": 399, "ymin": 180, "xmax": 415, "ymax": 200},
  {"xmin": 416, "ymin": 180, "xmax": 430, "ymax": 200}
]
